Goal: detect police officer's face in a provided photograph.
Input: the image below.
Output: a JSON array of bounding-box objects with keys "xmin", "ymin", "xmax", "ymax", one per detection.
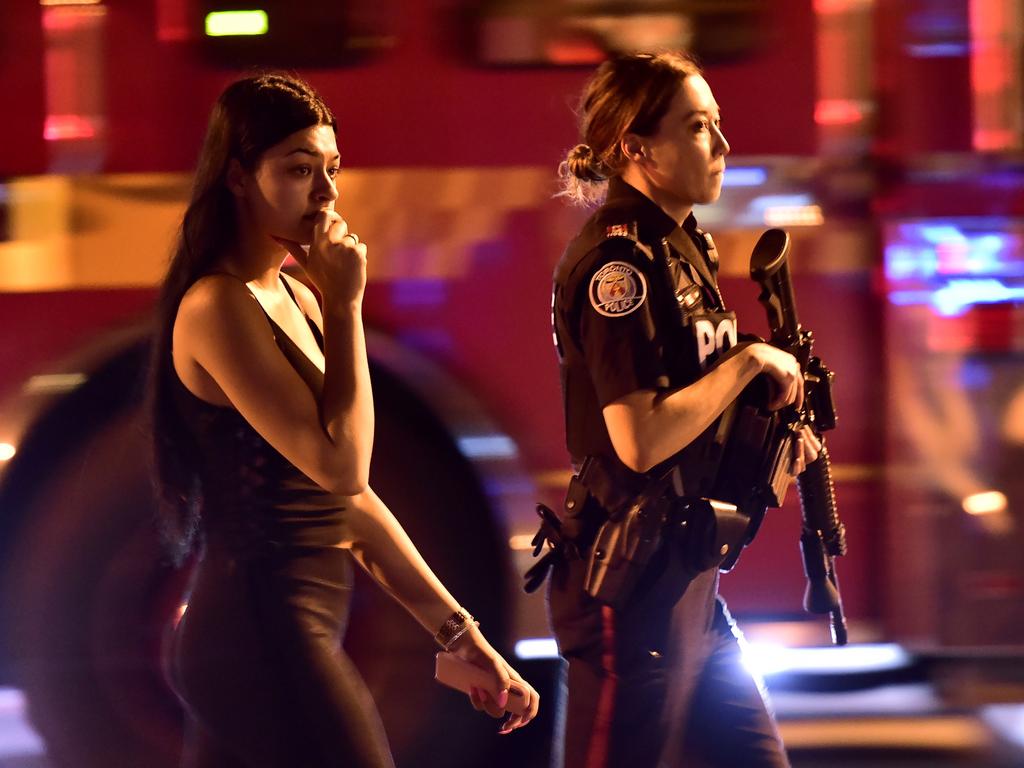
[
  {"xmin": 637, "ymin": 75, "xmax": 730, "ymax": 209},
  {"xmin": 235, "ymin": 124, "xmax": 341, "ymax": 245}
]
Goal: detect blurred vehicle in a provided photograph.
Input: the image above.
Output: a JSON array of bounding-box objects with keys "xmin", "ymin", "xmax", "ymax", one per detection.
[{"xmin": 0, "ymin": 0, "xmax": 1022, "ymax": 765}]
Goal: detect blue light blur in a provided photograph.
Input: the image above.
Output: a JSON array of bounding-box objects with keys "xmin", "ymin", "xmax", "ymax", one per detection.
[
  {"xmin": 885, "ymin": 220, "xmax": 1024, "ymax": 315},
  {"xmin": 749, "ymin": 193, "xmax": 815, "ymax": 216},
  {"xmin": 722, "ymin": 167, "xmax": 768, "ymax": 188},
  {"xmin": 906, "ymin": 43, "xmax": 969, "ymax": 57},
  {"xmin": 959, "ymin": 361, "xmax": 993, "ymax": 391},
  {"xmin": 395, "ymin": 329, "xmax": 454, "ymax": 357},
  {"xmin": 890, "ymin": 281, "xmax": 1024, "ymax": 316},
  {"xmin": 886, "ymin": 223, "xmax": 1023, "ymax": 280},
  {"xmin": 456, "ymin": 434, "xmax": 519, "ymax": 459},
  {"xmin": 390, "ymin": 278, "xmax": 448, "ymax": 308}
]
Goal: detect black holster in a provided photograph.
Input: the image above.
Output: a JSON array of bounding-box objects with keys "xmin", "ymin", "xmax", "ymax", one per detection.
[
  {"xmin": 524, "ymin": 458, "xmax": 753, "ymax": 605},
  {"xmin": 582, "ymin": 494, "xmax": 671, "ymax": 609}
]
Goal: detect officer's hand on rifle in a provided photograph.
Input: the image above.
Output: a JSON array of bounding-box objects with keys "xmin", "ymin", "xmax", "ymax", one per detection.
[
  {"xmin": 748, "ymin": 343, "xmax": 804, "ymax": 411},
  {"xmin": 791, "ymin": 424, "xmax": 821, "ymax": 477}
]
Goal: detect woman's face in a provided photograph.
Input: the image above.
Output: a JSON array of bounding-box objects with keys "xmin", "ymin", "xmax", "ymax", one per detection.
[
  {"xmin": 636, "ymin": 74, "xmax": 730, "ymax": 209},
  {"xmin": 237, "ymin": 124, "xmax": 340, "ymax": 245}
]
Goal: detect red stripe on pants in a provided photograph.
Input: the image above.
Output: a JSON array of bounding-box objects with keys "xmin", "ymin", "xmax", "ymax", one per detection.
[{"xmin": 585, "ymin": 606, "xmax": 617, "ymax": 768}]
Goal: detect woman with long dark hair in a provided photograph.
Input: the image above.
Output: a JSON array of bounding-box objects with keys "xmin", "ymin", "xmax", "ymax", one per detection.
[{"xmin": 149, "ymin": 73, "xmax": 537, "ymax": 767}]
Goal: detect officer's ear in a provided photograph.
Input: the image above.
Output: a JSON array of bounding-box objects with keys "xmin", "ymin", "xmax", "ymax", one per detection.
[{"xmin": 621, "ymin": 134, "xmax": 648, "ymax": 166}]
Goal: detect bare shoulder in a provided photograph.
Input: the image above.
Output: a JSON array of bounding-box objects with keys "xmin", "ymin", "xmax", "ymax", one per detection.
[
  {"xmin": 176, "ymin": 273, "xmax": 267, "ymax": 343},
  {"xmin": 281, "ymin": 272, "xmax": 324, "ymax": 323},
  {"xmin": 180, "ymin": 274, "xmax": 255, "ymax": 319}
]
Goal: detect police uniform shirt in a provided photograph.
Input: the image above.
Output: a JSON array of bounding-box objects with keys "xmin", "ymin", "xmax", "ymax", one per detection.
[{"xmin": 552, "ymin": 177, "xmax": 737, "ymax": 472}]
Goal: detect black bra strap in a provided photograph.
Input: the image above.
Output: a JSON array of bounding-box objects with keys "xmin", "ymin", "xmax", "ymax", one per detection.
[
  {"xmin": 279, "ymin": 275, "xmax": 325, "ymax": 352},
  {"xmin": 279, "ymin": 274, "xmax": 302, "ymax": 311}
]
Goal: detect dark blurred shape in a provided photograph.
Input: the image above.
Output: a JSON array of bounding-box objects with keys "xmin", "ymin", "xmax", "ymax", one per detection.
[
  {"xmin": 471, "ymin": 0, "xmax": 764, "ymax": 66},
  {"xmin": 195, "ymin": 0, "xmax": 394, "ymax": 68}
]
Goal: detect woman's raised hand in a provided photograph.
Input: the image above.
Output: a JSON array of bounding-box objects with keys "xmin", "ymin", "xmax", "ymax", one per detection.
[{"xmin": 274, "ymin": 211, "xmax": 367, "ymax": 305}]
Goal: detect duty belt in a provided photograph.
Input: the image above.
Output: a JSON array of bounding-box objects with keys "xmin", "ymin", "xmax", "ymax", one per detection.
[{"xmin": 523, "ymin": 458, "xmax": 755, "ymax": 597}]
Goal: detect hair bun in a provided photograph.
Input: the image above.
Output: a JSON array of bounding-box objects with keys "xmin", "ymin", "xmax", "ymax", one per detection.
[{"xmin": 566, "ymin": 143, "xmax": 606, "ymax": 183}]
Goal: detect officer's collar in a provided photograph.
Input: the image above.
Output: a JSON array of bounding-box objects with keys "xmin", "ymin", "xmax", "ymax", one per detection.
[{"xmin": 603, "ymin": 176, "xmax": 700, "ymax": 244}]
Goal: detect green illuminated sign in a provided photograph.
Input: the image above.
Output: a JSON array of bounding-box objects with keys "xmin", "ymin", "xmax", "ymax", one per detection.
[{"xmin": 204, "ymin": 10, "xmax": 269, "ymax": 37}]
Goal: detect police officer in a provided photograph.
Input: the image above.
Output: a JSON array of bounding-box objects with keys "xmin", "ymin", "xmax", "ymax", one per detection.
[{"xmin": 540, "ymin": 53, "xmax": 821, "ymax": 768}]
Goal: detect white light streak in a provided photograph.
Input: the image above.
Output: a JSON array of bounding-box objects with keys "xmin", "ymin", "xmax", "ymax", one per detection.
[
  {"xmin": 741, "ymin": 642, "xmax": 911, "ymax": 678},
  {"xmin": 962, "ymin": 490, "xmax": 1008, "ymax": 516},
  {"xmin": 514, "ymin": 638, "xmax": 560, "ymax": 660}
]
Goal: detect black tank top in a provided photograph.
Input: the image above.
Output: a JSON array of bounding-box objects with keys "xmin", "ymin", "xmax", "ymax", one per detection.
[{"xmin": 174, "ymin": 276, "xmax": 348, "ymax": 557}]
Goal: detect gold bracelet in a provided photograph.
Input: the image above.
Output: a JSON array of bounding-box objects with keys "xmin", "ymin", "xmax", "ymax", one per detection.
[{"xmin": 434, "ymin": 609, "xmax": 477, "ymax": 650}]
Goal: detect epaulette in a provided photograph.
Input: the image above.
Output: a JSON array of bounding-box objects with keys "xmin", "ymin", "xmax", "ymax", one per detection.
[
  {"xmin": 591, "ymin": 216, "xmax": 655, "ymax": 264},
  {"xmin": 603, "ymin": 221, "xmax": 639, "ymax": 241},
  {"xmin": 560, "ymin": 214, "xmax": 652, "ymax": 289},
  {"xmin": 696, "ymin": 228, "xmax": 719, "ymax": 268}
]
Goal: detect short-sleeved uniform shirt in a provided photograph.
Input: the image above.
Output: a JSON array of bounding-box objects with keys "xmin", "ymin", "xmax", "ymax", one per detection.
[{"xmin": 552, "ymin": 177, "xmax": 738, "ymax": 493}]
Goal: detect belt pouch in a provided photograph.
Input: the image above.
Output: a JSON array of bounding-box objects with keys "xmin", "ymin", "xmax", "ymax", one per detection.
[{"xmin": 678, "ymin": 498, "xmax": 751, "ymax": 573}]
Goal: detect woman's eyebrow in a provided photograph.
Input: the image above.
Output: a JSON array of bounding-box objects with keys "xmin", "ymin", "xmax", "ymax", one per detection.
[
  {"xmin": 283, "ymin": 147, "xmax": 341, "ymax": 161},
  {"xmin": 683, "ymin": 107, "xmax": 722, "ymax": 120}
]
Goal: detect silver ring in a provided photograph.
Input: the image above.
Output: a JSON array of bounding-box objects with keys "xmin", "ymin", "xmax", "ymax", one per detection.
[{"xmin": 344, "ymin": 232, "xmax": 359, "ymax": 245}]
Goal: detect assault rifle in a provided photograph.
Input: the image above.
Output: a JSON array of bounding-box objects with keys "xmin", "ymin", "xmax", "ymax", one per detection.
[{"xmin": 750, "ymin": 229, "xmax": 848, "ymax": 645}]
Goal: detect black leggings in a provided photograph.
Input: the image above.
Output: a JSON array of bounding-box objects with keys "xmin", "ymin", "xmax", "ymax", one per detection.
[
  {"xmin": 172, "ymin": 546, "xmax": 395, "ymax": 768},
  {"xmin": 549, "ymin": 544, "xmax": 789, "ymax": 768}
]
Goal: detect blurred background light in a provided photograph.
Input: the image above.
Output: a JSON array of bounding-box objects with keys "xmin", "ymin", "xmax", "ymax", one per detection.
[
  {"xmin": 907, "ymin": 42, "xmax": 970, "ymax": 57},
  {"xmin": 933, "ymin": 279, "xmax": 1024, "ymax": 315},
  {"xmin": 764, "ymin": 204, "xmax": 824, "ymax": 228},
  {"xmin": 0, "ymin": 444, "xmax": 16, "ymax": 462},
  {"xmin": 23, "ymin": 373, "xmax": 87, "ymax": 394},
  {"xmin": 455, "ymin": 434, "xmax": 518, "ymax": 459},
  {"xmin": 962, "ymin": 490, "xmax": 1009, "ymax": 516},
  {"xmin": 884, "ymin": 219, "xmax": 1024, "ymax": 322},
  {"xmin": 722, "ymin": 167, "xmax": 768, "ymax": 188},
  {"xmin": 204, "ymin": 10, "xmax": 269, "ymax": 37},
  {"xmin": 814, "ymin": 99, "xmax": 870, "ymax": 126},
  {"xmin": 508, "ymin": 534, "xmax": 534, "ymax": 551},
  {"xmin": 889, "ymin": 279, "xmax": 1024, "ymax": 315},
  {"xmin": 814, "ymin": 0, "xmax": 873, "ymax": 13},
  {"xmin": 741, "ymin": 642, "xmax": 912, "ymax": 679},
  {"xmin": 43, "ymin": 115, "xmax": 98, "ymax": 142},
  {"xmin": 514, "ymin": 638, "xmax": 559, "ymax": 660}
]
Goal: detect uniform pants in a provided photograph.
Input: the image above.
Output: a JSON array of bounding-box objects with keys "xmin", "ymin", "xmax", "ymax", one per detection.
[{"xmin": 548, "ymin": 542, "xmax": 789, "ymax": 768}]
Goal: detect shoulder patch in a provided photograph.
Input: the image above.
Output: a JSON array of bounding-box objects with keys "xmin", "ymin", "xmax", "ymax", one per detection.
[
  {"xmin": 606, "ymin": 224, "xmax": 632, "ymax": 239},
  {"xmin": 589, "ymin": 261, "xmax": 648, "ymax": 317}
]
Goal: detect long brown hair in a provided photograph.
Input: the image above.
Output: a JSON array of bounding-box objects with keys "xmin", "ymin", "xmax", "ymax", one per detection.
[
  {"xmin": 558, "ymin": 52, "xmax": 701, "ymax": 206},
  {"xmin": 147, "ymin": 73, "xmax": 335, "ymax": 563}
]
